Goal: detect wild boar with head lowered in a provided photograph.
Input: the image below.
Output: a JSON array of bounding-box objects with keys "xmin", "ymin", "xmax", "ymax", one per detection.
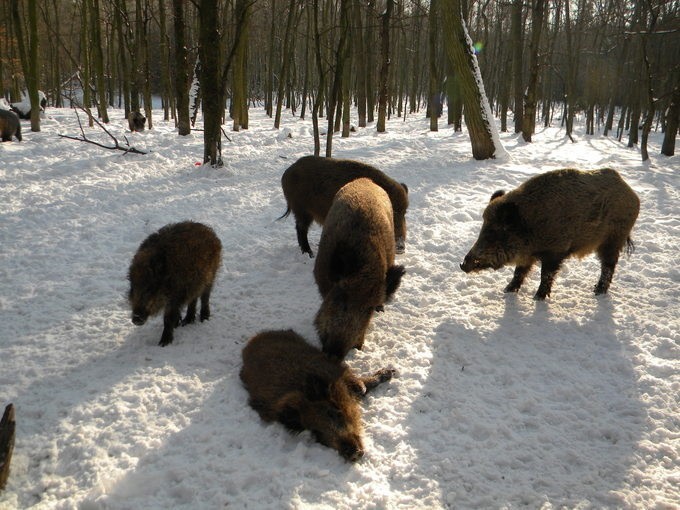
[
  {"xmin": 240, "ymin": 329, "xmax": 395, "ymax": 462},
  {"xmin": 280, "ymin": 155, "xmax": 409, "ymax": 257},
  {"xmin": 128, "ymin": 221, "xmax": 222, "ymax": 346},
  {"xmin": 460, "ymin": 168, "xmax": 639, "ymax": 300},
  {"xmin": 314, "ymin": 178, "xmax": 405, "ymax": 360}
]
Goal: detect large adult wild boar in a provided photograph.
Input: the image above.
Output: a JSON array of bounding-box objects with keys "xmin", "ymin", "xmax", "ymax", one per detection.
[
  {"xmin": 314, "ymin": 178, "xmax": 405, "ymax": 359},
  {"xmin": 128, "ymin": 221, "xmax": 222, "ymax": 346},
  {"xmin": 240, "ymin": 329, "xmax": 395, "ymax": 462},
  {"xmin": 0, "ymin": 110, "xmax": 22, "ymax": 142},
  {"xmin": 280, "ymin": 155, "xmax": 409, "ymax": 257},
  {"xmin": 460, "ymin": 168, "xmax": 639, "ymax": 300}
]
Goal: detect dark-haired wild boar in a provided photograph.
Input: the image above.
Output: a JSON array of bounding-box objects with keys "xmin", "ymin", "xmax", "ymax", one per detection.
[
  {"xmin": 128, "ymin": 221, "xmax": 222, "ymax": 346},
  {"xmin": 128, "ymin": 111, "xmax": 146, "ymax": 132},
  {"xmin": 314, "ymin": 178, "xmax": 406, "ymax": 360},
  {"xmin": 460, "ymin": 168, "xmax": 640, "ymax": 300},
  {"xmin": 240, "ymin": 329, "xmax": 395, "ymax": 462},
  {"xmin": 0, "ymin": 110, "xmax": 22, "ymax": 142},
  {"xmin": 279, "ymin": 155, "xmax": 409, "ymax": 257}
]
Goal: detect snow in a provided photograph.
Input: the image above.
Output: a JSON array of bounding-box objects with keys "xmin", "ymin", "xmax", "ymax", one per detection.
[{"xmin": 0, "ymin": 106, "xmax": 678, "ymax": 509}]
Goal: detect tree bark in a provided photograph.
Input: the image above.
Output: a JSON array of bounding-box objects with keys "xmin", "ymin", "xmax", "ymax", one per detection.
[
  {"xmin": 511, "ymin": 0, "xmax": 523, "ymax": 134},
  {"xmin": 173, "ymin": 0, "xmax": 191, "ymax": 135},
  {"xmin": 521, "ymin": 0, "xmax": 546, "ymax": 142},
  {"xmin": 377, "ymin": 0, "xmax": 393, "ymax": 133},
  {"xmin": 440, "ymin": 0, "xmax": 500, "ymax": 159},
  {"xmin": 0, "ymin": 404, "xmax": 15, "ymax": 491},
  {"xmin": 661, "ymin": 86, "xmax": 679, "ymax": 156}
]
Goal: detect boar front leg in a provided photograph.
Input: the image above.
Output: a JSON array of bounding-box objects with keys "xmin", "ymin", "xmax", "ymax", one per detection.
[
  {"xmin": 160, "ymin": 304, "xmax": 182, "ymax": 346},
  {"xmin": 182, "ymin": 299, "xmax": 198, "ymax": 325},
  {"xmin": 534, "ymin": 253, "xmax": 566, "ymax": 300},
  {"xmin": 505, "ymin": 264, "xmax": 533, "ymax": 293},
  {"xmin": 199, "ymin": 284, "xmax": 213, "ymax": 321},
  {"xmin": 346, "ymin": 368, "xmax": 396, "ymax": 397}
]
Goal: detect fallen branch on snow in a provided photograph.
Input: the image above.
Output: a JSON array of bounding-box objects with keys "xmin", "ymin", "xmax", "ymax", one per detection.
[{"xmin": 59, "ymin": 107, "xmax": 148, "ymax": 155}]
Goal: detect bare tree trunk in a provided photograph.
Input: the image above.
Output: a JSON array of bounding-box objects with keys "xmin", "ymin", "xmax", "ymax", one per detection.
[
  {"xmin": 428, "ymin": 0, "xmax": 440, "ymax": 132},
  {"xmin": 511, "ymin": 0, "xmax": 523, "ymax": 134},
  {"xmin": 353, "ymin": 0, "xmax": 367, "ymax": 127},
  {"xmin": 521, "ymin": 0, "xmax": 546, "ymax": 142},
  {"xmin": 0, "ymin": 404, "xmax": 15, "ymax": 491},
  {"xmin": 326, "ymin": 0, "xmax": 350, "ymax": 155},
  {"xmin": 11, "ymin": 0, "xmax": 41, "ymax": 131},
  {"xmin": 199, "ymin": 0, "xmax": 222, "ymax": 165},
  {"xmin": 274, "ymin": 0, "xmax": 297, "ymax": 129},
  {"xmin": 440, "ymin": 0, "xmax": 501, "ymax": 159},
  {"xmin": 173, "ymin": 0, "xmax": 191, "ymax": 135},
  {"xmin": 90, "ymin": 0, "xmax": 109, "ymax": 123},
  {"xmin": 661, "ymin": 86, "xmax": 679, "ymax": 156},
  {"xmin": 376, "ymin": 0, "xmax": 393, "ymax": 133}
]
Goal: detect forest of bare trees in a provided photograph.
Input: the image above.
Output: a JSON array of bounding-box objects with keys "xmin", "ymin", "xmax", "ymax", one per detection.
[{"xmin": 1, "ymin": 0, "xmax": 678, "ymax": 163}]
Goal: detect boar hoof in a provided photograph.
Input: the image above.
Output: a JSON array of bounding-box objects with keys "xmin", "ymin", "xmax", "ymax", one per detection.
[
  {"xmin": 533, "ymin": 291, "xmax": 548, "ymax": 301},
  {"xmin": 377, "ymin": 368, "xmax": 396, "ymax": 382},
  {"xmin": 504, "ymin": 283, "xmax": 521, "ymax": 293},
  {"xmin": 158, "ymin": 336, "xmax": 173, "ymax": 347},
  {"xmin": 375, "ymin": 305, "xmax": 385, "ymax": 312},
  {"xmin": 340, "ymin": 441, "xmax": 364, "ymax": 462}
]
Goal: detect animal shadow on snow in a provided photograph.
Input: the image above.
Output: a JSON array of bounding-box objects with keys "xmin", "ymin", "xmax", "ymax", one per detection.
[{"xmin": 404, "ymin": 296, "xmax": 645, "ymax": 508}]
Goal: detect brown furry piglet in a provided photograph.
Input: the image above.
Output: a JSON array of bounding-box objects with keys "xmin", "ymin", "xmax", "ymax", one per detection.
[
  {"xmin": 280, "ymin": 155, "xmax": 409, "ymax": 257},
  {"xmin": 128, "ymin": 221, "xmax": 222, "ymax": 346},
  {"xmin": 461, "ymin": 168, "xmax": 640, "ymax": 300},
  {"xmin": 240, "ymin": 329, "xmax": 395, "ymax": 462},
  {"xmin": 314, "ymin": 178, "xmax": 405, "ymax": 360}
]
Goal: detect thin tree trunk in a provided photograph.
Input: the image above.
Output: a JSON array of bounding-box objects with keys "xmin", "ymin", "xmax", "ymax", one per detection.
[
  {"xmin": 173, "ymin": 0, "xmax": 191, "ymax": 135},
  {"xmin": 377, "ymin": 0, "xmax": 393, "ymax": 133},
  {"xmin": 521, "ymin": 0, "xmax": 546, "ymax": 142},
  {"xmin": 274, "ymin": 0, "xmax": 297, "ymax": 129}
]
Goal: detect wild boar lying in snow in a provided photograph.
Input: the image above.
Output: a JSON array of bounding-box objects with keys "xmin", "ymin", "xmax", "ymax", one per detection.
[
  {"xmin": 128, "ymin": 221, "xmax": 222, "ymax": 346},
  {"xmin": 280, "ymin": 155, "xmax": 409, "ymax": 257},
  {"xmin": 314, "ymin": 178, "xmax": 405, "ymax": 360},
  {"xmin": 240, "ymin": 329, "xmax": 395, "ymax": 462},
  {"xmin": 460, "ymin": 168, "xmax": 640, "ymax": 300},
  {"xmin": 0, "ymin": 109, "xmax": 22, "ymax": 142}
]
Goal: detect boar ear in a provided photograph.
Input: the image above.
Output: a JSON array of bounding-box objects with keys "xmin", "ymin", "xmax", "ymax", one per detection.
[
  {"xmin": 385, "ymin": 265, "xmax": 406, "ymax": 302},
  {"xmin": 490, "ymin": 190, "xmax": 505, "ymax": 202},
  {"xmin": 304, "ymin": 374, "xmax": 331, "ymax": 401},
  {"xmin": 497, "ymin": 201, "xmax": 526, "ymax": 232},
  {"xmin": 400, "ymin": 183, "xmax": 409, "ymax": 194}
]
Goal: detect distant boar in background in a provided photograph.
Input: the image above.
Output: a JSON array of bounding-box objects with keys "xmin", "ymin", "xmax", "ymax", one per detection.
[
  {"xmin": 128, "ymin": 111, "xmax": 146, "ymax": 132},
  {"xmin": 460, "ymin": 168, "xmax": 640, "ymax": 300},
  {"xmin": 240, "ymin": 329, "xmax": 395, "ymax": 462},
  {"xmin": 128, "ymin": 221, "xmax": 222, "ymax": 346},
  {"xmin": 0, "ymin": 110, "xmax": 22, "ymax": 142},
  {"xmin": 314, "ymin": 178, "xmax": 405, "ymax": 359},
  {"xmin": 279, "ymin": 155, "xmax": 409, "ymax": 257}
]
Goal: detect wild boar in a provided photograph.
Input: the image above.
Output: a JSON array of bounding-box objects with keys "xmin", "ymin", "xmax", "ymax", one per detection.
[
  {"xmin": 128, "ymin": 221, "xmax": 222, "ymax": 346},
  {"xmin": 314, "ymin": 178, "xmax": 406, "ymax": 359},
  {"xmin": 460, "ymin": 168, "xmax": 640, "ymax": 300},
  {"xmin": 279, "ymin": 155, "xmax": 409, "ymax": 257},
  {"xmin": 240, "ymin": 329, "xmax": 395, "ymax": 462},
  {"xmin": 128, "ymin": 111, "xmax": 146, "ymax": 132},
  {"xmin": 0, "ymin": 110, "xmax": 22, "ymax": 142}
]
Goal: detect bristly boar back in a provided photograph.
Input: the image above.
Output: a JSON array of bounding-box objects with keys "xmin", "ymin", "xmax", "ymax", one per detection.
[
  {"xmin": 460, "ymin": 168, "xmax": 639, "ymax": 300},
  {"xmin": 279, "ymin": 155, "xmax": 409, "ymax": 257}
]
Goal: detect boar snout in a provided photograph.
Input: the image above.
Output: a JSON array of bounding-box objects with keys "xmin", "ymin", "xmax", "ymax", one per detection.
[
  {"xmin": 460, "ymin": 253, "xmax": 480, "ymax": 273},
  {"xmin": 131, "ymin": 312, "xmax": 148, "ymax": 325},
  {"xmin": 339, "ymin": 437, "xmax": 365, "ymax": 462}
]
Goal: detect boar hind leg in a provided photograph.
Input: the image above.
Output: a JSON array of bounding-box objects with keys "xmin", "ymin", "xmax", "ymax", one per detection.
[
  {"xmin": 294, "ymin": 211, "xmax": 314, "ymax": 257},
  {"xmin": 160, "ymin": 305, "xmax": 182, "ymax": 346},
  {"xmin": 505, "ymin": 264, "xmax": 532, "ymax": 293},
  {"xmin": 594, "ymin": 241, "xmax": 621, "ymax": 295},
  {"xmin": 346, "ymin": 368, "xmax": 395, "ymax": 397},
  {"xmin": 182, "ymin": 299, "xmax": 198, "ymax": 325},
  {"xmin": 534, "ymin": 254, "xmax": 566, "ymax": 300},
  {"xmin": 199, "ymin": 285, "xmax": 213, "ymax": 321}
]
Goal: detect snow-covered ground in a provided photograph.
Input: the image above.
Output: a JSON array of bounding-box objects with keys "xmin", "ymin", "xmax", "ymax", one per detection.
[{"xmin": 0, "ymin": 106, "xmax": 678, "ymax": 509}]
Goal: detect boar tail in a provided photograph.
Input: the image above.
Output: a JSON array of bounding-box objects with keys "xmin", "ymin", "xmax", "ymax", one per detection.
[
  {"xmin": 625, "ymin": 237, "xmax": 635, "ymax": 257},
  {"xmin": 277, "ymin": 206, "xmax": 292, "ymax": 221}
]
